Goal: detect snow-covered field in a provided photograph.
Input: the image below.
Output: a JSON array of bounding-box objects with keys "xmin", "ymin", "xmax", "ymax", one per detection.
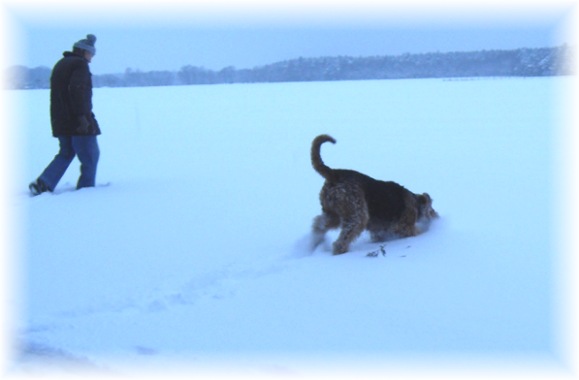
[{"xmin": 3, "ymin": 77, "xmax": 575, "ymax": 377}]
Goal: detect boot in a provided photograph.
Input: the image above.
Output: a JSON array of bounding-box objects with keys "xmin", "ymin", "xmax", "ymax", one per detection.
[{"xmin": 29, "ymin": 178, "xmax": 51, "ymax": 196}]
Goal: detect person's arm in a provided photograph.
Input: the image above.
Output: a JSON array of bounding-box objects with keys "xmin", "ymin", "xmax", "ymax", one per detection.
[{"xmin": 68, "ymin": 63, "xmax": 93, "ymax": 132}]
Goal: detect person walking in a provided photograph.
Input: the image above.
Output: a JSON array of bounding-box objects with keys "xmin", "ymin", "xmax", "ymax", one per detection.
[{"xmin": 29, "ymin": 34, "xmax": 101, "ymax": 196}]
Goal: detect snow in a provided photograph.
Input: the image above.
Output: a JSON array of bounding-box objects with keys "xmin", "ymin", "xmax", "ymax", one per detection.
[{"xmin": 4, "ymin": 77, "xmax": 573, "ymax": 376}]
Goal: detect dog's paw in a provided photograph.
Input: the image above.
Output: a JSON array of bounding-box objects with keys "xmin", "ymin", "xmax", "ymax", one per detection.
[{"xmin": 332, "ymin": 241, "xmax": 348, "ymax": 255}]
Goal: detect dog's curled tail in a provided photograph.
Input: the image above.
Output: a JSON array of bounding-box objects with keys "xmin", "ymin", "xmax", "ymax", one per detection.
[{"xmin": 311, "ymin": 134, "xmax": 336, "ymax": 180}]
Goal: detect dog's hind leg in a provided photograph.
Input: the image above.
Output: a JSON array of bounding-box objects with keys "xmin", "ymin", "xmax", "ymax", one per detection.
[
  {"xmin": 333, "ymin": 212, "xmax": 368, "ymax": 254},
  {"xmin": 332, "ymin": 203, "xmax": 369, "ymax": 255},
  {"xmin": 311, "ymin": 212, "xmax": 340, "ymax": 251}
]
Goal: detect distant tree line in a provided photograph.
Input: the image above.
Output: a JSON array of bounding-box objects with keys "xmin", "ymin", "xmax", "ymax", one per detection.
[{"xmin": 5, "ymin": 45, "xmax": 573, "ymax": 90}]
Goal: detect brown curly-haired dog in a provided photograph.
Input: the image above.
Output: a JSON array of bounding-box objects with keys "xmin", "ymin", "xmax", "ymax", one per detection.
[{"xmin": 311, "ymin": 134, "xmax": 438, "ymax": 255}]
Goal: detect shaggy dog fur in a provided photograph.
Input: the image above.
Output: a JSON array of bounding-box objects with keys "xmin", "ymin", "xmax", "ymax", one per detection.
[{"xmin": 311, "ymin": 134, "xmax": 438, "ymax": 255}]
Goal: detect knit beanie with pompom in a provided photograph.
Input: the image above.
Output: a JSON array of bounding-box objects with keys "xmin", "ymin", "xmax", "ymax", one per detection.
[{"xmin": 73, "ymin": 34, "xmax": 96, "ymax": 55}]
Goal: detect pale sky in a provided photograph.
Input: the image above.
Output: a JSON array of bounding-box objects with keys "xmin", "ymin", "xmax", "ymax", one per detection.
[{"xmin": 2, "ymin": 0, "xmax": 574, "ymax": 74}]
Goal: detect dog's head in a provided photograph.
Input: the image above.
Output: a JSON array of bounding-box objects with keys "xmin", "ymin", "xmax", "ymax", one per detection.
[{"xmin": 417, "ymin": 193, "xmax": 439, "ymax": 220}]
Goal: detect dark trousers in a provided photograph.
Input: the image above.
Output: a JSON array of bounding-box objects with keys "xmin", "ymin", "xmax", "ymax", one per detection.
[{"xmin": 39, "ymin": 136, "xmax": 100, "ymax": 190}]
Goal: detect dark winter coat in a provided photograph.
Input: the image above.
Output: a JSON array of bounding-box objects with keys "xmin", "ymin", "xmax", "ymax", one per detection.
[{"xmin": 50, "ymin": 51, "xmax": 101, "ymax": 137}]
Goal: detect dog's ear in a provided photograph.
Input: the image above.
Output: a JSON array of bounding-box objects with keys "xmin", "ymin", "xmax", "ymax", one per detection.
[
  {"xmin": 420, "ymin": 193, "xmax": 439, "ymax": 219},
  {"xmin": 419, "ymin": 193, "xmax": 432, "ymax": 204}
]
